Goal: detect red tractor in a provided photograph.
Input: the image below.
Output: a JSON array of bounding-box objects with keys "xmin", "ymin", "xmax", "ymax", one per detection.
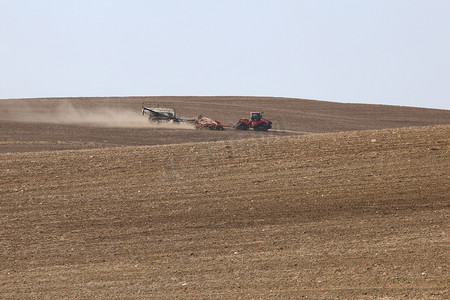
[{"xmin": 235, "ymin": 112, "xmax": 272, "ymax": 131}]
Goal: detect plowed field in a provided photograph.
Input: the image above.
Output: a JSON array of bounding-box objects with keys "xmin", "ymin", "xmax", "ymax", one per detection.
[
  {"xmin": 1, "ymin": 97, "xmax": 449, "ymax": 298},
  {"xmin": 1, "ymin": 96, "xmax": 449, "ymax": 153}
]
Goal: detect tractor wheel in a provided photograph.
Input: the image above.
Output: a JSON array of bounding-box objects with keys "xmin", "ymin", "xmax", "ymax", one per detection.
[{"xmin": 254, "ymin": 123, "xmax": 269, "ymax": 131}]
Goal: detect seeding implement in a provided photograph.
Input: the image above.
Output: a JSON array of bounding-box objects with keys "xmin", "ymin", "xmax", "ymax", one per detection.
[
  {"xmin": 193, "ymin": 116, "xmax": 224, "ymax": 130},
  {"xmin": 141, "ymin": 103, "xmax": 271, "ymax": 131}
]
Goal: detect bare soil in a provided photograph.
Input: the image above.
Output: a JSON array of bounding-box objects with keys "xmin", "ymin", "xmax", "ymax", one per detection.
[
  {"xmin": 1, "ymin": 96, "xmax": 449, "ymax": 153},
  {"xmin": 1, "ymin": 97, "xmax": 449, "ymax": 298}
]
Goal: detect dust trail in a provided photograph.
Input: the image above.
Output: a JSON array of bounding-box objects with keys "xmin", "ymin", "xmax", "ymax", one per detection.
[{"xmin": 0, "ymin": 101, "xmax": 195, "ymax": 129}]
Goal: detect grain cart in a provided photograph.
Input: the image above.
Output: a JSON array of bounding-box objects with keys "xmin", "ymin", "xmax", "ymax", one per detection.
[{"xmin": 142, "ymin": 103, "xmax": 181, "ymax": 123}]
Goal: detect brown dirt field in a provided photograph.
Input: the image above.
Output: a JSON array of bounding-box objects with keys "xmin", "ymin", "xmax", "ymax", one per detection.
[
  {"xmin": 1, "ymin": 97, "xmax": 449, "ymax": 298},
  {"xmin": 1, "ymin": 96, "xmax": 449, "ymax": 153}
]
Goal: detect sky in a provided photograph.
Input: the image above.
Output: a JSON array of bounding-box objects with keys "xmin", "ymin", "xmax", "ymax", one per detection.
[{"xmin": 1, "ymin": 0, "xmax": 449, "ymax": 109}]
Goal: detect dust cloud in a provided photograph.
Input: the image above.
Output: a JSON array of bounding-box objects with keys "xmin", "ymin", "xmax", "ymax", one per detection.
[{"xmin": 0, "ymin": 101, "xmax": 195, "ymax": 129}]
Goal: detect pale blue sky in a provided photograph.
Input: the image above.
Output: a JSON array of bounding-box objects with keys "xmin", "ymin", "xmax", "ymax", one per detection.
[{"xmin": 1, "ymin": 0, "xmax": 449, "ymax": 109}]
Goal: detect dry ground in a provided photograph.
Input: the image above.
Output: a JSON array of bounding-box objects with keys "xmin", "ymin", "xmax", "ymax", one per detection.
[
  {"xmin": 1, "ymin": 96, "xmax": 449, "ymax": 153},
  {"xmin": 1, "ymin": 97, "xmax": 450, "ymax": 299}
]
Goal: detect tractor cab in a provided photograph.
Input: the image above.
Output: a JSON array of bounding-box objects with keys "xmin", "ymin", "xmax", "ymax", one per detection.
[{"xmin": 250, "ymin": 112, "xmax": 263, "ymax": 122}]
